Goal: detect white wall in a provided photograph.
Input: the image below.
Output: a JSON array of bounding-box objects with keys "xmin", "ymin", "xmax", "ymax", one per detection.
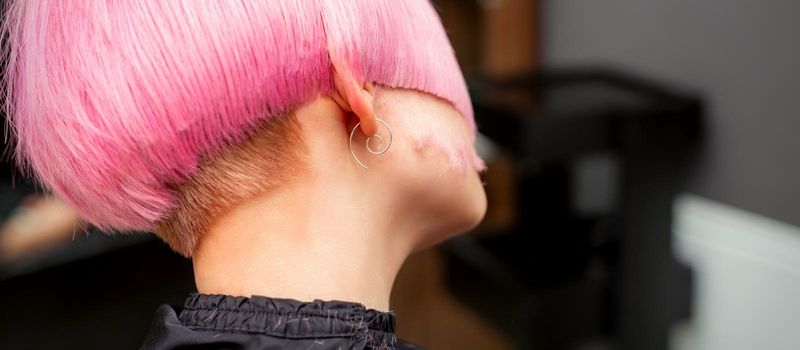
[
  {"xmin": 543, "ymin": 0, "xmax": 800, "ymax": 228},
  {"xmin": 672, "ymin": 195, "xmax": 800, "ymax": 350}
]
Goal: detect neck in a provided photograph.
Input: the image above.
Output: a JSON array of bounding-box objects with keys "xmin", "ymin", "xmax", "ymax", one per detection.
[
  {"xmin": 192, "ymin": 174, "xmax": 414, "ymax": 311},
  {"xmin": 191, "ymin": 100, "xmax": 417, "ymax": 312}
]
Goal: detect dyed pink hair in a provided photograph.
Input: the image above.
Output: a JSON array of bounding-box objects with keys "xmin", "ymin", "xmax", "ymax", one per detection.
[{"xmin": 2, "ymin": 1, "xmax": 477, "ymax": 237}]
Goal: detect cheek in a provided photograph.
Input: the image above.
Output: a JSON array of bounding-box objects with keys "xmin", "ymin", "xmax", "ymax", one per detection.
[
  {"xmin": 413, "ymin": 136, "xmax": 487, "ymax": 235},
  {"xmin": 389, "ymin": 138, "xmax": 487, "ymax": 245},
  {"xmin": 376, "ymin": 89, "xmax": 487, "ymax": 241}
]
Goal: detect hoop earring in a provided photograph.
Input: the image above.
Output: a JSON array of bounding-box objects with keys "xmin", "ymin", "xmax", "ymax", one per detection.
[{"xmin": 349, "ymin": 118, "xmax": 393, "ymax": 169}]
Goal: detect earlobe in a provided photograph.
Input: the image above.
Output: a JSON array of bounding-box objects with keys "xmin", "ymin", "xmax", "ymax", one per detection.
[{"xmin": 332, "ymin": 63, "xmax": 377, "ymax": 136}]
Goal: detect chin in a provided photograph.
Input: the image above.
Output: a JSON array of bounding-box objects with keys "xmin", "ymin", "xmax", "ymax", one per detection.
[
  {"xmin": 415, "ymin": 169, "xmax": 488, "ymax": 250},
  {"xmin": 448, "ymin": 169, "xmax": 488, "ymax": 235}
]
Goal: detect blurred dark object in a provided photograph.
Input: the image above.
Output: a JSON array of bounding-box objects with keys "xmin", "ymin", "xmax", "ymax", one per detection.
[
  {"xmin": 0, "ymin": 234, "xmax": 193, "ymax": 350},
  {"xmin": 446, "ymin": 68, "xmax": 702, "ymax": 350}
]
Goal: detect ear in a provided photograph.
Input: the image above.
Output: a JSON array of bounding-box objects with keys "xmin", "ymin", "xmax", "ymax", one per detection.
[{"xmin": 332, "ymin": 61, "xmax": 377, "ymax": 136}]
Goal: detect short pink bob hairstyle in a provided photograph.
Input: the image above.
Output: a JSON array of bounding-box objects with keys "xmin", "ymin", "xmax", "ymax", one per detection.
[{"xmin": 2, "ymin": 1, "xmax": 477, "ymax": 254}]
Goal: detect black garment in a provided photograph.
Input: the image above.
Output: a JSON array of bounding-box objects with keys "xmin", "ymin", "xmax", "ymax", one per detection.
[{"xmin": 141, "ymin": 293, "xmax": 422, "ymax": 350}]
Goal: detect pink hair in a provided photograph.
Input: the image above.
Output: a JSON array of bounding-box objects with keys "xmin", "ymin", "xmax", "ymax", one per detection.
[{"xmin": 2, "ymin": 1, "xmax": 478, "ymax": 233}]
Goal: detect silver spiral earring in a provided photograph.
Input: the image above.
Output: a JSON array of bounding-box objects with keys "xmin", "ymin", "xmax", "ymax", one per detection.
[{"xmin": 349, "ymin": 118, "xmax": 393, "ymax": 169}]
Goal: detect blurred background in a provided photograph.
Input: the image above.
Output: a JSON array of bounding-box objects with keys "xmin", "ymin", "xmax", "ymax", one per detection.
[{"xmin": 1, "ymin": 0, "xmax": 799, "ymax": 349}]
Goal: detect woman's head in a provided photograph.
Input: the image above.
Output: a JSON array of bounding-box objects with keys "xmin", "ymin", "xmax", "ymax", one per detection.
[{"xmin": 2, "ymin": 0, "xmax": 485, "ymax": 256}]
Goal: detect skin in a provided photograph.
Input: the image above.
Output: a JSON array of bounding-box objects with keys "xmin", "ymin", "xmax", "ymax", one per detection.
[{"xmin": 192, "ymin": 68, "xmax": 487, "ymax": 311}]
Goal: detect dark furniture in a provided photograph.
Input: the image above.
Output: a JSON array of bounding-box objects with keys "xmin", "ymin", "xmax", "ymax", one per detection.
[{"xmin": 445, "ymin": 68, "xmax": 702, "ymax": 350}]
